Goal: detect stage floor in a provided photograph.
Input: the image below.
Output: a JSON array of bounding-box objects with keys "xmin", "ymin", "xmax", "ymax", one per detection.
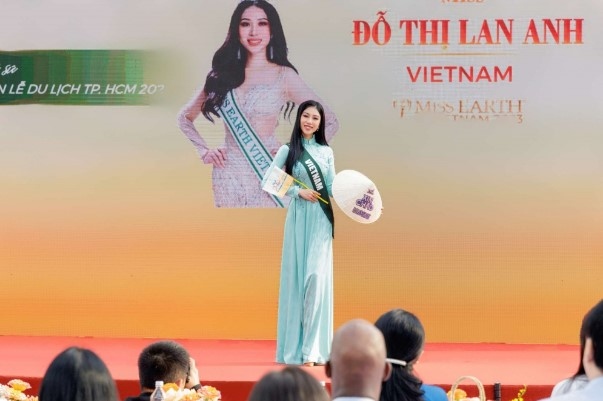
[{"xmin": 0, "ymin": 336, "xmax": 578, "ymax": 401}]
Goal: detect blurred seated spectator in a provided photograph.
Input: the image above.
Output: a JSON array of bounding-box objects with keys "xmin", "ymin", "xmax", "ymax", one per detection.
[
  {"xmin": 375, "ymin": 309, "xmax": 447, "ymax": 401},
  {"xmin": 125, "ymin": 340, "xmax": 202, "ymax": 401},
  {"xmin": 247, "ymin": 366, "xmax": 329, "ymax": 401},
  {"xmin": 39, "ymin": 346, "xmax": 119, "ymax": 401},
  {"xmin": 541, "ymin": 299, "xmax": 603, "ymax": 401},
  {"xmin": 326, "ymin": 319, "xmax": 391, "ymax": 401}
]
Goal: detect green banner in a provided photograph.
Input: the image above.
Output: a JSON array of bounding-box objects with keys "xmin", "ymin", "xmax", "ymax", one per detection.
[{"xmin": 0, "ymin": 50, "xmax": 158, "ymax": 105}]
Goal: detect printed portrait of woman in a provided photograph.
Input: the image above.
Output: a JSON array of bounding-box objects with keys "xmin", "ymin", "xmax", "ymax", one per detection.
[{"xmin": 178, "ymin": 0, "xmax": 339, "ymax": 208}]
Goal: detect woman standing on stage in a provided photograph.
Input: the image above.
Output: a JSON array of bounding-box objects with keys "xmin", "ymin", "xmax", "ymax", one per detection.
[
  {"xmin": 262, "ymin": 100, "xmax": 335, "ymax": 366},
  {"xmin": 178, "ymin": 0, "xmax": 338, "ymax": 208}
]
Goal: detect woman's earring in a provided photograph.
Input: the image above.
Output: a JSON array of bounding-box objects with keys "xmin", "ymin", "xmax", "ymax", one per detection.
[
  {"xmin": 237, "ymin": 47, "xmax": 241, "ymax": 60},
  {"xmin": 269, "ymin": 45, "xmax": 274, "ymax": 60}
]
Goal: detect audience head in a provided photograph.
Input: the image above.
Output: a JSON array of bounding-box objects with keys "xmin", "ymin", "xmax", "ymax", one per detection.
[
  {"xmin": 39, "ymin": 347, "xmax": 119, "ymax": 401},
  {"xmin": 581, "ymin": 299, "xmax": 603, "ymax": 378},
  {"xmin": 570, "ymin": 311, "xmax": 588, "ymax": 378},
  {"xmin": 375, "ymin": 309, "xmax": 426, "ymax": 401},
  {"xmin": 247, "ymin": 366, "xmax": 329, "ymax": 401},
  {"xmin": 326, "ymin": 319, "xmax": 391, "ymax": 400},
  {"xmin": 138, "ymin": 340, "xmax": 190, "ymax": 390}
]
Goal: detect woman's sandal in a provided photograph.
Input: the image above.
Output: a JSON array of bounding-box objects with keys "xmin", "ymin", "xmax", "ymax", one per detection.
[{"xmin": 302, "ymin": 361, "xmax": 325, "ymax": 367}]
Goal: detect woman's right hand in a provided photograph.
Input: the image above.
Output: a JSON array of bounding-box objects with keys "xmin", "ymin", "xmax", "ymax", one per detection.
[
  {"xmin": 299, "ymin": 188, "xmax": 320, "ymax": 203},
  {"xmin": 201, "ymin": 148, "xmax": 227, "ymax": 168}
]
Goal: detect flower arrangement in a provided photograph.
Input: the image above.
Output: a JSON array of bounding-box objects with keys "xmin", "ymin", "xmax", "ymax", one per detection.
[
  {"xmin": 510, "ymin": 386, "xmax": 527, "ymax": 401},
  {"xmin": 162, "ymin": 383, "xmax": 221, "ymax": 401},
  {"xmin": 447, "ymin": 385, "xmax": 527, "ymax": 401},
  {"xmin": 448, "ymin": 388, "xmax": 477, "ymax": 401},
  {"xmin": 0, "ymin": 379, "xmax": 38, "ymax": 401}
]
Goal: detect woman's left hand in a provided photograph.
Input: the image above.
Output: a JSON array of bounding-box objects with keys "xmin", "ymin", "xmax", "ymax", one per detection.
[
  {"xmin": 202, "ymin": 147, "xmax": 227, "ymax": 168},
  {"xmin": 299, "ymin": 188, "xmax": 320, "ymax": 203}
]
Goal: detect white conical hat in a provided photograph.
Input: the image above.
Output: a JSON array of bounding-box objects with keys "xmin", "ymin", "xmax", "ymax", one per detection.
[{"xmin": 332, "ymin": 170, "xmax": 383, "ymax": 224}]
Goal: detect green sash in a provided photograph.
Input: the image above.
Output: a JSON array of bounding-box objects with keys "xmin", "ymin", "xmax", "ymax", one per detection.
[
  {"xmin": 301, "ymin": 148, "xmax": 334, "ymax": 238},
  {"xmin": 219, "ymin": 90, "xmax": 284, "ymax": 207}
]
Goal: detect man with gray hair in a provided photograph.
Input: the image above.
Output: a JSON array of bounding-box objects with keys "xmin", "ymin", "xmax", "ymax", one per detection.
[{"xmin": 326, "ymin": 319, "xmax": 392, "ymax": 400}]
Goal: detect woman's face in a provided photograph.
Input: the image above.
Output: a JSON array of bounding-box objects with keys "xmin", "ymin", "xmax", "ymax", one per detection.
[
  {"xmin": 239, "ymin": 6, "xmax": 271, "ymax": 56},
  {"xmin": 300, "ymin": 106, "xmax": 321, "ymax": 138}
]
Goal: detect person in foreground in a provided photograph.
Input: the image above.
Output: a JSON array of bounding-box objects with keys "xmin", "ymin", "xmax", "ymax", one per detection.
[
  {"xmin": 125, "ymin": 340, "xmax": 202, "ymax": 401},
  {"xmin": 550, "ymin": 313, "xmax": 589, "ymax": 396},
  {"xmin": 247, "ymin": 366, "xmax": 329, "ymax": 401},
  {"xmin": 178, "ymin": 0, "xmax": 338, "ymax": 208},
  {"xmin": 325, "ymin": 319, "xmax": 392, "ymax": 401},
  {"xmin": 540, "ymin": 299, "xmax": 603, "ymax": 401},
  {"xmin": 374, "ymin": 309, "xmax": 448, "ymax": 401},
  {"xmin": 262, "ymin": 100, "xmax": 336, "ymax": 366},
  {"xmin": 39, "ymin": 347, "xmax": 119, "ymax": 401}
]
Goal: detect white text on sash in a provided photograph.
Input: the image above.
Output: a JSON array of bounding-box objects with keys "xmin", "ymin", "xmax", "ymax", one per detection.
[
  {"xmin": 304, "ymin": 159, "xmax": 324, "ymax": 191},
  {"xmin": 222, "ymin": 97, "xmax": 270, "ymax": 172}
]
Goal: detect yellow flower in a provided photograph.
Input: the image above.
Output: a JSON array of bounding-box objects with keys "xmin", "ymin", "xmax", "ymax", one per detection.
[
  {"xmin": 163, "ymin": 383, "xmax": 180, "ymax": 392},
  {"xmin": 153, "ymin": 384, "xmax": 220, "ymax": 401},
  {"xmin": 510, "ymin": 385, "xmax": 527, "ymax": 401},
  {"xmin": 1, "ymin": 380, "xmax": 38, "ymax": 401},
  {"xmin": 446, "ymin": 388, "xmax": 467, "ymax": 401},
  {"xmin": 8, "ymin": 379, "xmax": 31, "ymax": 392},
  {"xmin": 179, "ymin": 391, "xmax": 201, "ymax": 401},
  {"xmin": 199, "ymin": 386, "xmax": 221, "ymax": 401}
]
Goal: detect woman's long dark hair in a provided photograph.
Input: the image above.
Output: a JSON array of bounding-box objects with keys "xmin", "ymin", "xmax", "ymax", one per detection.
[
  {"xmin": 285, "ymin": 100, "xmax": 328, "ymax": 175},
  {"xmin": 201, "ymin": 0, "xmax": 298, "ymax": 122},
  {"xmin": 375, "ymin": 309, "xmax": 426, "ymax": 401},
  {"xmin": 248, "ymin": 366, "xmax": 330, "ymax": 401},
  {"xmin": 39, "ymin": 347, "xmax": 119, "ymax": 401},
  {"xmin": 573, "ymin": 315, "xmax": 587, "ymax": 378}
]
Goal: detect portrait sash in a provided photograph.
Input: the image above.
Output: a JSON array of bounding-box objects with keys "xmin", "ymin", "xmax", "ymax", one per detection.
[
  {"xmin": 219, "ymin": 90, "xmax": 284, "ymax": 207},
  {"xmin": 301, "ymin": 148, "xmax": 334, "ymax": 238}
]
